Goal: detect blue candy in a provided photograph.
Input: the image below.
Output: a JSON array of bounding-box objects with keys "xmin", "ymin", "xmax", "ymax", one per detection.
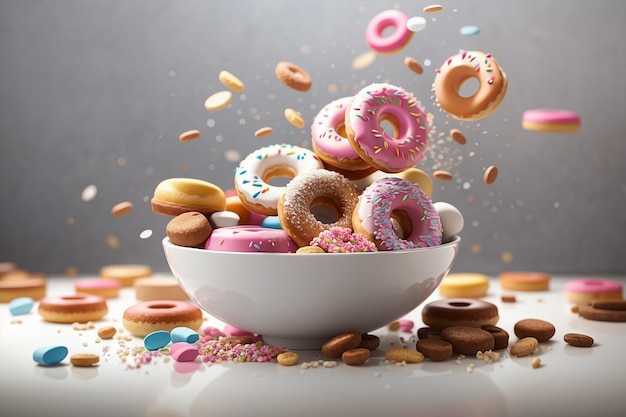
[
  {"xmin": 33, "ymin": 345, "xmax": 68, "ymax": 365},
  {"xmin": 459, "ymin": 25, "xmax": 481, "ymax": 36},
  {"xmin": 170, "ymin": 326, "xmax": 200, "ymax": 344},
  {"xmin": 261, "ymin": 216, "xmax": 282, "ymax": 229},
  {"xmin": 9, "ymin": 297, "xmax": 34, "ymax": 316},
  {"xmin": 143, "ymin": 330, "xmax": 171, "ymax": 351}
]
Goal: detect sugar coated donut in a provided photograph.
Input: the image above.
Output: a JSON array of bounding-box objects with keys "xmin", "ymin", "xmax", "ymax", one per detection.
[
  {"xmin": 134, "ymin": 277, "xmax": 189, "ymax": 301},
  {"xmin": 123, "ymin": 300, "xmax": 203, "ymax": 337},
  {"xmin": 498, "ymin": 271, "xmax": 550, "ymax": 291},
  {"xmin": 278, "ymin": 169, "xmax": 359, "ymax": 247},
  {"xmin": 74, "ymin": 278, "xmax": 121, "ymax": 299},
  {"xmin": 352, "ymin": 177, "xmax": 442, "ymax": 251},
  {"xmin": 522, "ymin": 108, "xmax": 581, "ymax": 133},
  {"xmin": 345, "ymin": 83, "xmax": 429, "ymax": 173},
  {"xmin": 421, "ymin": 298, "xmax": 499, "ymax": 330},
  {"xmin": 38, "ymin": 293, "xmax": 108, "ymax": 323},
  {"xmin": 365, "ymin": 9, "xmax": 413, "ymax": 54},
  {"xmin": 151, "ymin": 177, "xmax": 226, "ymax": 217},
  {"xmin": 439, "ymin": 273, "xmax": 489, "ymax": 298},
  {"xmin": 311, "ymin": 96, "xmax": 370, "ymax": 172},
  {"xmin": 204, "ymin": 225, "xmax": 297, "ymax": 253},
  {"xmin": 563, "ymin": 278, "xmax": 623, "ymax": 306},
  {"xmin": 234, "ymin": 144, "xmax": 324, "ymax": 216},
  {"xmin": 0, "ymin": 276, "xmax": 46, "ymax": 303},
  {"xmin": 434, "ymin": 50, "xmax": 508, "ymax": 121}
]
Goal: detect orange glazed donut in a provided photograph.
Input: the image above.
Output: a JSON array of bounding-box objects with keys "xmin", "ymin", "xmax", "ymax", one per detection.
[
  {"xmin": 123, "ymin": 300, "xmax": 203, "ymax": 337},
  {"xmin": 434, "ymin": 50, "xmax": 508, "ymax": 121},
  {"xmin": 38, "ymin": 293, "xmax": 108, "ymax": 323},
  {"xmin": 277, "ymin": 169, "xmax": 359, "ymax": 247}
]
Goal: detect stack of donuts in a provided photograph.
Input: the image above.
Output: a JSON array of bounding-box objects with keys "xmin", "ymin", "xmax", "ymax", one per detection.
[{"xmin": 152, "ymin": 82, "xmax": 464, "ymax": 254}]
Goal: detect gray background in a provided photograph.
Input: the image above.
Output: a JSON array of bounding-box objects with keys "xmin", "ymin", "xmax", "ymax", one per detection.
[{"xmin": 1, "ymin": 0, "xmax": 625, "ymax": 275}]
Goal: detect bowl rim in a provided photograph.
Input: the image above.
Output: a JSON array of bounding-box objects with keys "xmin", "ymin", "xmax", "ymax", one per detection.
[{"xmin": 162, "ymin": 235, "xmax": 460, "ymax": 257}]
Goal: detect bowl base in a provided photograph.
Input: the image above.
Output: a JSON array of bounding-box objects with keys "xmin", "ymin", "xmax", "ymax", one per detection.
[{"xmin": 262, "ymin": 335, "xmax": 329, "ymax": 350}]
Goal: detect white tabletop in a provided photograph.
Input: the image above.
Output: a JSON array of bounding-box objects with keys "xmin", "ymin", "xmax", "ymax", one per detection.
[{"xmin": 1, "ymin": 274, "xmax": 625, "ymax": 417}]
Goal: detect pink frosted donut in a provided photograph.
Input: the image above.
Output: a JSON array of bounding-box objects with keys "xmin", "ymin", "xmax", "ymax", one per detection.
[
  {"xmin": 311, "ymin": 96, "xmax": 370, "ymax": 172},
  {"xmin": 352, "ymin": 177, "xmax": 442, "ymax": 251},
  {"xmin": 564, "ymin": 278, "xmax": 623, "ymax": 306},
  {"xmin": 345, "ymin": 83, "xmax": 429, "ymax": 173},
  {"xmin": 74, "ymin": 278, "xmax": 121, "ymax": 299},
  {"xmin": 204, "ymin": 225, "xmax": 297, "ymax": 253},
  {"xmin": 522, "ymin": 108, "xmax": 581, "ymax": 133},
  {"xmin": 365, "ymin": 10, "xmax": 413, "ymax": 54}
]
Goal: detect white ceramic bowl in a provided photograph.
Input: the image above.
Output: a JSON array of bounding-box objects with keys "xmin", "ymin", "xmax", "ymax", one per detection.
[{"xmin": 163, "ymin": 236, "xmax": 460, "ymax": 349}]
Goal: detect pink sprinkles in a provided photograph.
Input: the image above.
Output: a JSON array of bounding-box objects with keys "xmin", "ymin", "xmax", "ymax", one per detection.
[{"xmin": 310, "ymin": 227, "xmax": 377, "ymax": 253}]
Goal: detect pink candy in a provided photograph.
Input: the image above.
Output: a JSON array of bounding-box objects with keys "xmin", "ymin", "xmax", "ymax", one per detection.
[
  {"xmin": 170, "ymin": 342, "xmax": 199, "ymax": 362},
  {"xmin": 310, "ymin": 227, "xmax": 377, "ymax": 253}
]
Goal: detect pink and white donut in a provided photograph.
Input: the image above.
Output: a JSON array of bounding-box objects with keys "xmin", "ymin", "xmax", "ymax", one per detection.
[
  {"xmin": 352, "ymin": 177, "xmax": 442, "ymax": 251},
  {"xmin": 563, "ymin": 278, "xmax": 623, "ymax": 306},
  {"xmin": 345, "ymin": 83, "xmax": 429, "ymax": 173},
  {"xmin": 365, "ymin": 10, "xmax": 413, "ymax": 54},
  {"xmin": 233, "ymin": 144, "xmax": 324, "ymax": 216},
  {"xmin": 204, "ymin": 225, "xmax": 297, "ymax": 253},
  {"xmin": 311, "ymin": 96, "xmax": 370, "ymax": 172}
]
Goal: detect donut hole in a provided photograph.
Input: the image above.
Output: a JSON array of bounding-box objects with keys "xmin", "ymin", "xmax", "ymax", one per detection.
[
  {"xmin": 379, "ymin": 114, "xmax": 400, "ymax": 138},
  {"xmin": 448, "ymin": 301, "xmax": 472, "ymax": 308},
  {"xmin": 310, "ymin": 196, "xmax": 341, "ymax": 224},
  {"xmin": 62, "ymin": 295, "xmax": 87, "ymax": 300},
  {"xmin": 379, "ymin": 23, "xmax": 400, "ymax": 39},
  {"xmin": 263, "ymin": 166, "xmax": 298, "ymax": 187},
  {"xmin": 336, "ymin": 123, "xmax": 348, "ymax": 139},
  {"xmin": 457, "ymin": 75, "xmax": 480, "ymax": 98},
  {"xmin": 390, "ymin": 209, "xmax": 412, "ymax": 240}
]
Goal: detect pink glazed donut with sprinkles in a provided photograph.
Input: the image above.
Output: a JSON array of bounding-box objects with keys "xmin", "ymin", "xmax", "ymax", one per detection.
[
  {"xmin": 311, "ymin": 96, "xmax": 371, "ymax": 172},
  {"xmin": 352, "ymin": 177, "xmax": 442, "ymax": 251},
  {"xmin": 233, "ymin": 144, "xmax": 324, "ymax": 216},
  {"xmin": 365, "ymin": 9, "xmax": 413, "ymax": 54},
  {"xmin": 204, "ymin": 225, "xmax": 297, "ymax": 253},
  {"xmin": 345, "ymin": 83, "xmax": 429, "ymax": 173}
]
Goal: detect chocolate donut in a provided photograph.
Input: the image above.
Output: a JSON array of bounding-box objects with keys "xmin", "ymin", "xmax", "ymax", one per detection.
[{"xmin": 421, "ymin": 298, "xmax": 499, "ymax": 330}]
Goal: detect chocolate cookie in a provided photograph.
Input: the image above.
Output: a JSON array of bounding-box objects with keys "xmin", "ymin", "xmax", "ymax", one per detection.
[
  {"xmin": 440, "ymin": 326, "xmax": 495, "ymax": 355},
  {"xmin": 481, "ymin": 325, "xmax": 510, "ymax": 350},
  {"xmin": 578, "ymin": 302, "xmax": 626, "ymax": 322},
  {"xmin": 416, "ymin": 338, "xmax": 453, "ymax": 361},
  {"xmin": 166, "ymin": 211, "xmax": 212, "ymax": 248},
  {"xmin": 513, "ymin": 318, "xmax": 555, "ymax": 342}
]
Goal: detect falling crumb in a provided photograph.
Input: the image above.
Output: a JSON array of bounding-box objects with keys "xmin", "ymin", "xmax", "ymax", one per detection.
[
  {"xmin": 352, "ymin": 50, "xmax": 377, "ymax": 70},
  {"xmin": 501, "ymin": 251, "xmax": 514, "ymax": 264},
  {"xmin": 106, "ymin": 234, "xmax": 120, "ymax": 249},
  {"xmin": 81, "ymin": 184, "xmax": 98, "ymax": 202},
  {"xmin": 501, "ymin": 294, "xmax": 517, "ymax": 303},
  {"xmin": 532, "ymin": 357, "xmax": 541, "ymax": 369},
  {"xmin": 374, "ymin": 372, "xmax": 381, "ymax": 377}
]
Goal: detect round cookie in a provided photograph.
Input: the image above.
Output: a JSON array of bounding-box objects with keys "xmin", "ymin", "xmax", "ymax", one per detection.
[
  {"xmin": 439, "ymin": 273, "xmax": 489, "ymax": 298},
  {"xmin": 498, "ymin": 271, "xmax": 550, "ymax": 291},
  {"xmin": 421, "ymin": 298, "xmax": 499, "ymax": 330},
  {"xmin": 513, "ymin": 318, "xmax": 555, "ymax": 342},
  {"xmin": 134, "ymin": 277, "xmax": 189, "ymax": 301},
  {"xmin": 416, "ymin": 338, "xmax": 453, "ymax": 362},
  {"xmin": 166, "ymin": 211, "xmax": 213, "ymax": 248},
  {"xmin": 440, "ymin": 326, "xmax": 495, "ymax": 355},
  {"xmin": 578, "ymin": 300, "xmax": 626, "ymax": 323},
  {"xmin": 481, "ymin": 325, "xmax": 510, "ymax": 350},
  {"xmin": 99, "ymin": 264, "xmax": 153, "ymax": 287},
  {"xmin": 0, "ymin": 276, "xmax": 46, "ymax": 303}
]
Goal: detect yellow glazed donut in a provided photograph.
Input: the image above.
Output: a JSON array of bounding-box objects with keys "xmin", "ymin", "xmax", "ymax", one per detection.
[
  {"xmin": 233, "ymin": 144, "xmax": 324, "ymax": 216},
  {"xmin": 434, "ymin": 50, "xmax": 508, "ymax": 121},
  {"xmin": 151, "ymin": 178, "xmax": 227, "ymax": 217},
  {"xmin": 439, "ymin": 273, "xmax": 490, "ymax": 298}
]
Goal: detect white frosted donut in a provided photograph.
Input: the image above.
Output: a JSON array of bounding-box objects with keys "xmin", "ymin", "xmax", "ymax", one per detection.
[{"xmin": 233, "ymin": 144, "xmax": 324, "ymax": 216}]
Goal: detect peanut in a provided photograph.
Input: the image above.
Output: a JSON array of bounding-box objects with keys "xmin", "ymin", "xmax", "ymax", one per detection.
[
  {"xmin": 510, "ymin": 337, "xmax": 539, "ymax": 357},
  {"xmin": 385, "ymin": 348, "xmax": 424, "ymax": 364}
]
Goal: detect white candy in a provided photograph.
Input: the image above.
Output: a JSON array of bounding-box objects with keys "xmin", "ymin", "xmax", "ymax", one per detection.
[
  {"xmin": 406, "ymin": 16, "xmax": 427, "ymax": 32},
  {"xmin": 210, "ymin": 211, "xmax": 240, "ymax": 228},
  {"xmin": 434, "ymin": 201, "xmax": 464, "ymax": 242}
]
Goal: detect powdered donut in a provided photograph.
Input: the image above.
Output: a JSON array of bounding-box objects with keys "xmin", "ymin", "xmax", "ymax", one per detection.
[
  {"xmin": 352, "ymin": 177, "xmax": 442, "ymax": 251},
  {"xmin": 345, "ymin": 83, "xmax": 429, "ymax": 173},
  {"xmin": 434, "ymin": 50, "xmax": 508, "ymax": 121},
  {"xmin": 277, "ymin": 169, "xmax": 359, "ymax": 247},
  {"xmin": 233, "ymin": 144, "xmax": 324, "ymax": 216},
  {"xmin": 122, "ymin": 300, "xmax": 203, "ymax": 337},
  {"xmin": 311, "ymin": 96, "xmax": 371, "ymax": 172},
  {"xmin": 204, "ymin": 225, "xmax": 297, "ymax": 253},
  {"xmin": 421, "ymin": 298, "xmax": 499, "ymax": 330},
  {"xmin": 38, "ymin": 293, "xmax": 108, "ymax": 323}
]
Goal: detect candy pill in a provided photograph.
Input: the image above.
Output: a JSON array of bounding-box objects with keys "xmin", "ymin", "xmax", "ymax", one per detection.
[
  {"xmin": 423, "ymin": 5, "xmax": 443, "ymax": 13},
  {"xmin": 170, "ymin": 326, "xmax": 200, "ymax": 344},
  {"xmin": 254, "ymin": 127, "xmax": 273, "ymax": 138},
  {"xmin": 97, "ymin": 326, "xmax": 117, "ymax": 339},
  {"xmin": 459, "ymin": 25, "xmax": 481, "ymax": 36},
  {"xmin": 204, "ymin": 91, "xmax": 233, "ymax": 112},
  {"xmin": 143, "ymin": 330, "xmax": 171, "ymax": 351},
  {"xmin": 170, "ymin": 342, "xmax": 199, "ymax": 362},
  {"xmin": 433, "ymin": 170, "xmax": 453, "ymax": 181},
  {"xmin": 111, "ymin": 201, "xmax": 134, "ymax": 217},
  {"xmin": 210, "ymin": 211, "xmax": 240, "ymax": 228},
  {"xmin": 9, "ymin": 296, "xmax": 34, "ymax": 315},
  {"xmin": 403, "ymin": 56, "xmax": 423, "ymax": 74},
  {"xmin": 261, "ymin": 216, "xmax": 282, "ymax": 229},
  {"xmin": 33, "ymin": 345, "xmax": 68, "ymax": 365},
  {"xmin": 70, "ymin": 353, "xmax": 100, "ymax": 367},
  {"xmin": 406, "ymin": 16, "xmax": 426, "ymax": 32},
  {"xmin": 484, "ymin": 166, "xmax": 499, "ymax": 185},
  {"xmin": 449, "ymin": 128, "xmax": 467, "ymax": 145}
]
